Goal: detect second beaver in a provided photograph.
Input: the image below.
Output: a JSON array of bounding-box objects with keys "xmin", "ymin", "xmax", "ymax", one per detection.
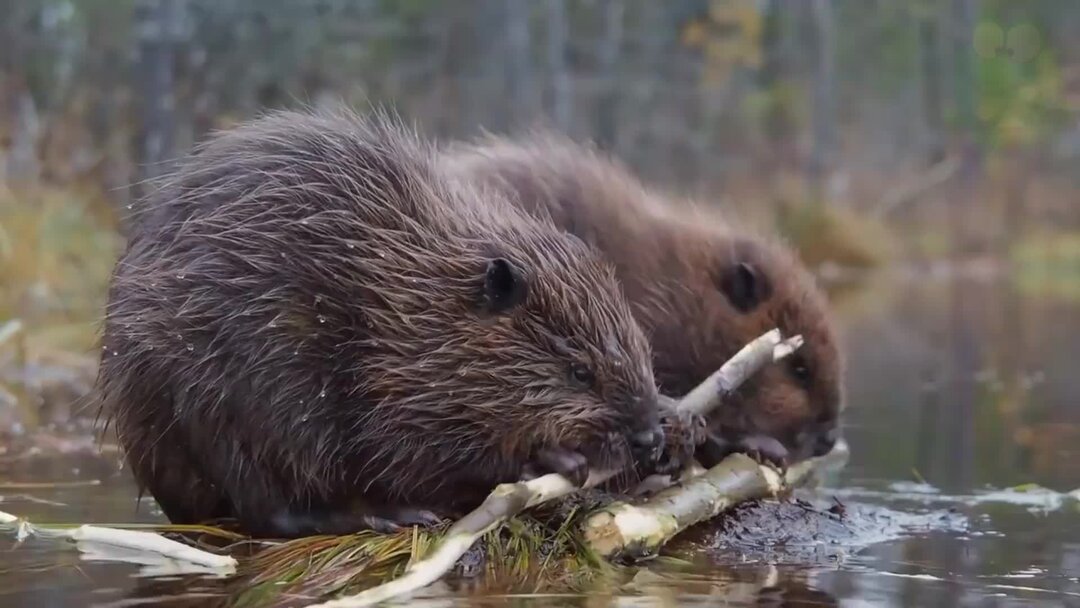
[
  {"xmin": 96, "ymin": 110, "xmax": 668, "ymax": 538},
  {"xmin": 441, "ymin": 135, "xmax": 844, "ymax": 467}
]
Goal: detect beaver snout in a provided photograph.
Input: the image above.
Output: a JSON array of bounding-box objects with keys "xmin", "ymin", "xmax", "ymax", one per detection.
[
  {"xmin": 629, "ymin": 424, "xmax": 666, "ymax": 469},
  {"xmin": 810, "ymin": 426, "xmax": 839, "ymax": 457}
]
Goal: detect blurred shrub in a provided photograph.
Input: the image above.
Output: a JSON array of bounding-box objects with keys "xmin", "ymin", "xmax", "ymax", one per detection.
[
  {"xmin": 777, "ymin": 200, "xmax": 893, "ymax": 271},
  {"xmin": 0, "ymin": 185, "xmax": 120, "ymax": 353}
]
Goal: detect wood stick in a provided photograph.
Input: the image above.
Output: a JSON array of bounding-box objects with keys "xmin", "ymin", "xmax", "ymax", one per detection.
[
  {"xmin": 583, "ymin": 439, "xmax": 851, "ymax": 560},
  {"xmin": 0, "ymin": 509, "xmax": 237, "ymax": 572},
  {"xmin": 310, "ymin": 328, "xmax": 803, "ymax": 608},
  {"xmin": 679, "ymin": 329, "xmax": 804, "ymax": 416}
]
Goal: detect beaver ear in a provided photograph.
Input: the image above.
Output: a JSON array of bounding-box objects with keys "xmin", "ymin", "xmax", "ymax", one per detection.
[
  {"xmin": 718, "ymin": 262, "xmax": 772, "ymax": 312},
  {"xmin": 483, "ymin": 258, "xmax": 529, "ymax": 314}
]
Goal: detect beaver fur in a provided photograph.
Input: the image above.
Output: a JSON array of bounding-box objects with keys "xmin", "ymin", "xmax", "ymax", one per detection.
[
  {"xmin": 440, "ymin": 134, "xmax": 844, "ymax": 466},
  {"xmin": 96, "ymin": 109, "xmax": 668, "ymax": 538}
]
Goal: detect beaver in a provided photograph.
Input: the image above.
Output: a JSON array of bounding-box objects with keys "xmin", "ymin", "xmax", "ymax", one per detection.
[
  {"xmin": 440, "ymin": 134, "xmax": 844, "ymax": 467},
  {"xmin": 95, "ymin": 109, "xmax": 668, "ymax": 538}
]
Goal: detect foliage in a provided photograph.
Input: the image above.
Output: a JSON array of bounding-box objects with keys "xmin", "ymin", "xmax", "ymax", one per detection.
[
  {"xmin": 777, "ymin": 200, "xmax": 894, "ymax": 271},
  {"xmin": 0, "ymin": 186, "xmax": 120, "ymax": 353}
]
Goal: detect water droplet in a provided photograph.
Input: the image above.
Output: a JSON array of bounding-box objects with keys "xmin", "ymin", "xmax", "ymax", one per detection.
[
  {"xmin": 292, "ymin": 349, "xmax": 300, "ymax": 356},
  {"xmin": 102, "ymin": 344, "xmax": 109, "ymax": 351},
  {"xmin": 112, "ymin": 350, "xmax": 119, "ymax": 357},
  {"xmin": 300, "ymin": 414, "xmax": 310, "ymax": 422},
  {"xmin": 176, "ymin": 272, "xmax": 186, "ymax": 280},
  {"xmin": 377, "ymin": 250, "xmax": 387, "ymax": 258},
  {"xmin": 280, "ymin": 251, "xmax": 287, "ymax": 259},
  {"xmin": 150, "ymin": 281, "xmax": 158, "ymax": 288},
  {"xmin": 299, "ymin": 399, "xmax": 305, "ymax": 405},
  {"xmin": 317, "ymin": 315, "xmax": 327, "ymax": 324},
  {"xmin": 268, "ymin": 320, "xmax": 277, "ymax": 328},
  {"xmin": 346, "ymin": 242, "xmax": 356, "ymax": 249},
  {"xmin": 314, "ymin": 295, "xmax": 323, "ymax": 305},
  {"xmin": 300, "ymin": 219, "xmax": 309, "ymax": 226},
  {"xmin": 176, "ymin": 333, "xmax": 184, "ymax": 341},
  {"xmin": 185, "ymin": 343, "xmax": 194, "ymax": 352},
  {"xmin": 318, "ymin": 390, "xmax": 327, "ymax": 399},
  {"xmin": 125, "ymin": 204, "xmax": 134, "ymax": 210}
]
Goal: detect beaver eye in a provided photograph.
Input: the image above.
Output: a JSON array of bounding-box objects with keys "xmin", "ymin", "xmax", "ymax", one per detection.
[
  {"xmin": 569, "ymin": 362, "xmax": 595, "ymax": 388},
  {"xmin": 789, "ymin": 358, "xmax": 811, "ymax": 385}
]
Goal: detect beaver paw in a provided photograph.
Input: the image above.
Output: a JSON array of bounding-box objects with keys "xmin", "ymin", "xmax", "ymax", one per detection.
[
  {"xmin": 697, "ymin": 432, "xmax": 790, "ymax": 471},
  {"xmin": 642, "ymin": 410, "xmax": 707, "ymax": 479},
  {"xmin": 268, "ymin": 505, "xmax": 444, "ymax": 536},
  {"xmin": 523, "ymin": 447, "xmax": 589, "ymax": 487},
  {"xmin": 378, "ymin": 507, "xmax": 445, "ymax": 529}
]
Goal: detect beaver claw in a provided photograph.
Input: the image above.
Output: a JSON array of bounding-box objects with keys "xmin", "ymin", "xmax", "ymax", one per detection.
[{"xmin": 523, "ymin": 447, "xmax": 589, "ymax": 487}]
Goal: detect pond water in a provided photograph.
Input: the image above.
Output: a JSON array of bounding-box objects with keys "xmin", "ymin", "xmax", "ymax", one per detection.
[{"xmin": 1, "ymin": 264, "xmax": 1078, "ymax": 607}]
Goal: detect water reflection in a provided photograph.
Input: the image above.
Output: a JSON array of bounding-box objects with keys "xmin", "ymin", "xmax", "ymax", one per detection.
[{"xmin": 0, "ymin": 266, "xmax": 1078, "ymax": 606}]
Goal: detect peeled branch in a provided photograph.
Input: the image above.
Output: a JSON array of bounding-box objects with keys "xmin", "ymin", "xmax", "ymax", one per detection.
[
  {"xmin": 678, "ymin": 328, "xmax": 804, "ymax": 417},
  {"xmin": 0, "ymin": 510, "xmax": 237, "ymax": 573},
  {"xmin": 583, "ymin": 440, "xmax": 851, "ymax": 561}
]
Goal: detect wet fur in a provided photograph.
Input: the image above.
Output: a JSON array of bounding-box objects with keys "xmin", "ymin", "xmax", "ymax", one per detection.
[
  {"xmin": 440, "ymin": 134, "xmax": 845, "ymax": 464},
  {"xmin": 96, "ymin": 109, "xmax": 662, "ymax": 537}
]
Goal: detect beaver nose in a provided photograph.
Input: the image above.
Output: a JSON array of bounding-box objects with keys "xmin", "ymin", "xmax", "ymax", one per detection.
[
  {"xmin": 631, "ymin": 427, "xmax": 664, "ymax": 452},
  {"xmin": 811, "ymin": 429, "xmax": 838, "ymax": 457}
]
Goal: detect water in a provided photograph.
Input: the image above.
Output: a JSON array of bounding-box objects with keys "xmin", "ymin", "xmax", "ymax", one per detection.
[{"xmin": 1, "ymin": 266, "xmax": 1078, "ymax": 606}]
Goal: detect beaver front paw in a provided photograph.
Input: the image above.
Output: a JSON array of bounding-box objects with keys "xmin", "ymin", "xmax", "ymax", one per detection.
[
  {"xmin": 697, "ymin": 432, "xmax": 790, "ymax": 471},
  {"xmin": 523, "ymin": 447, "xmax": 589, "ymax": 487},
  {"xmin": 266, "ymin": 504, "xmax": 444, "ymax": 537},
  {"xmin": 640, "ymin": 407, "xmax": 707, "ymax": 479}
]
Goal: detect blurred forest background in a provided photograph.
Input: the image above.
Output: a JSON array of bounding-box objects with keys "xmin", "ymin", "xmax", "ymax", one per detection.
[{"xmin": 0, "ymin": 0, "xmax": 1078, "ymax": 438}]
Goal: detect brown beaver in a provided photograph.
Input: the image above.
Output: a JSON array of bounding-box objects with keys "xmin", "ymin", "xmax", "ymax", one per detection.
[
  {"xmin": 95, "ymin": 109, "xmax": 668, "ymax": 538},
  {"xmin": 440, "ymin": 134, "xmax": 844, "ymax": 467}
]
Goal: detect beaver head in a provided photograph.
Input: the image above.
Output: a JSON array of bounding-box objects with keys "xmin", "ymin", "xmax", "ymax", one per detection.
[
  {"xmin": 363, "ymin": 197, "xmax": 668, "ymax": 485},
  {"xmin": 634, "ymin": 222, "xmax": 844, "ymax": 465}
]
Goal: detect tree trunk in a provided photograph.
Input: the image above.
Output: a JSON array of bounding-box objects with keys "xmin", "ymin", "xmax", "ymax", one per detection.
[
  {"xmin": 133, "ymin": 0, "xmax": 183, "ymax": 201},
  {"xmin": 918, "ymin": 11, "xmax": 946, "ymax": 167},
  {"xmin": 808, "ymin": 0, "xmax": 837, "ymax": 203},
  {"xmin": 545, "ymin": 0, "xmax": 572, "ymax": 133},
  {"xmin": 505, "ymin": 0, "xmax": 533, "ymax": 128},
  {"xmin": 949, "ymin": 0, "xmax": 981, "ymax": 256},
  {"xmin": 594, "ymin": 0, "xmax": 624, "ymax": 150}
]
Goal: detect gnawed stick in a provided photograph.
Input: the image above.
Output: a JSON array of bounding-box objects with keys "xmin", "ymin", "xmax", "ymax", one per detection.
[
  {"xmin": 582, "ymin": 439, "xmax": 851, "ymax": 561},
  {"xmin": 0, "ymin": 509, "xmax": 237, "ymax": 572},
  {"xmin": 679, "ymin": 328, "xmax": 804, "ymax": 416},
  {"xmin": 309, "ymin": 328, "xmax": 799, "ymax": 608}
]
